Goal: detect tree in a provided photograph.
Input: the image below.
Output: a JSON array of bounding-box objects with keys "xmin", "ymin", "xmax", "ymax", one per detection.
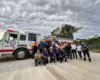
[
  {"xmin": 51, "ymin": 27, "xmax": 60, "ymax": 36},
  {"xmin": 51, "ymin": 24, "xmax": 82, "ymax": 39}
]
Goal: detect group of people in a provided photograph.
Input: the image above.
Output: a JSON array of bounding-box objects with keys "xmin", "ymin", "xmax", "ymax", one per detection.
[{"xmin": 32, "ymin": 40, "xmax": 91, "ymax": 66}]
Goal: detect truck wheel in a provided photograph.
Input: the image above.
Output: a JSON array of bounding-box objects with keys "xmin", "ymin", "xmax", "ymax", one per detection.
[{"xmin": 14, "ymin": 49, "xmax": 28, "ymax": 60}]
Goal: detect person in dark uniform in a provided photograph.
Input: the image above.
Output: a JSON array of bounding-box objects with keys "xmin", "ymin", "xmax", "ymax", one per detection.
[
  {"xmin": 59, "ymin": 49, "xmax": 64, "ymax": 63},
  {"xmin": 64, "ymin": 43, "xmax": 72, "ymax": 60},
  {"xmin": 62, "ymin": 48, "xmax": 67, "ymax": 62},
  {"xmin": 42, "ymin": 48, "xmax": 50, "ymax": 65},
  {"xmin": 82, "ymin": 42, "xmax": 91, "ymax": 62},
  {"xmin": 52, "ymin": 42, "xmax": 57, "ymax": 53},
  {"xmin": 55, "ymin": 48, "xmax": 60, "ymax": 61},
  {"xmin": 59, "ymin": 48, "xmax": 67, "ymax": 63},
  {"xmin": 49, "ymin": 47, "xmax": 56, "ymax": 63}
]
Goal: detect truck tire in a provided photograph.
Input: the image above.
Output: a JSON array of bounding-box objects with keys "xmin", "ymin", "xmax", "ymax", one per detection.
[{"xmin": 14, "ymin": 48, "xmax": 29, "ymax": 60}]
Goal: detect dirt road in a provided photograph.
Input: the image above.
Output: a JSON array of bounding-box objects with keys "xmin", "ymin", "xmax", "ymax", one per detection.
[{"xmin": 0, "ymin": 52, "xmax": 100, "ymax": 80}]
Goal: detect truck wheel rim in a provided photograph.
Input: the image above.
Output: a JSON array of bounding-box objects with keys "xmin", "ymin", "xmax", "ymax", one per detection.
[{"xmin": 17, "ymin": 51, "xmax": 25, "ymax": 59}]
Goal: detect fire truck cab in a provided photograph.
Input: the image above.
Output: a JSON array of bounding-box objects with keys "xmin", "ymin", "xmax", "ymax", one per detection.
[{"xmin": 0, "ymin": 30, "xmax": 42, "ymax": 60}]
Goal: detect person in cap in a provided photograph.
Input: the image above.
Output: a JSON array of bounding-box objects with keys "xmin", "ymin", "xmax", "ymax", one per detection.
[{"xmin": 82, "ymin": 42, "xmax": 91, "ymax": 62}]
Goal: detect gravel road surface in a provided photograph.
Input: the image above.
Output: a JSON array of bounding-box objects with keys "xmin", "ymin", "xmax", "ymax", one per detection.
[{"xmin": 0, "ymin": 52, "xmax": 100, "ymax": 80}]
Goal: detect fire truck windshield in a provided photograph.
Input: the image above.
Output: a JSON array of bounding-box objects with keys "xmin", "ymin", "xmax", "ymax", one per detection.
[{"xmin": 0, "ymin": 31, "xmax": 5, "ymax": 41}]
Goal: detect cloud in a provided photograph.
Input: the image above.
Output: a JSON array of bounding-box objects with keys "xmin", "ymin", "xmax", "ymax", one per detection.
[{"xmin": 0, "ymin": 0, "xmax": 100, "ymax": 39}]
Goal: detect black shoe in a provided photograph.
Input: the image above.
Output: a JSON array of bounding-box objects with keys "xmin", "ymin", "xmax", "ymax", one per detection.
[
  {"xmin": 54, "ymin": 60, "xmax": 56, "ymax": 63},
  {"xmin": 65, "ymin": 58, "xmax": 67, "ymax": 62},
  {"xmin": 50, "ymin": 60, "xmax": 52, "ymax": 63},
  {"xmin": 89, "ymin": 58, "xmax": 91, "ymax": 62},
  {"xmin": 70, "ymin": 58, "xmax": 73, "ymax": 60},
  {"xmin": 84, "ymin": 58, "xmax": 86, "ymax": 61},
  {"xmin": 43, "ymin": 61, "xmax": 46, "ymax": 65},
  {"xmin": 60, "ymin": 60, "xmax": 63, "ymax": 63},
  {"xmin": 35, "ymin": 63, "xmax": 37, "ymax": 66}
]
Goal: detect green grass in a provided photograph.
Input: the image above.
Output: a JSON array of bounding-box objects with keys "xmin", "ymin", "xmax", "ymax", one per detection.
[
  {"xmin": 0, "ymin": 57, "xmax": 15, "ymax": 62},
  {"xmin": 90, "ymin": 49, "xmax": 100, "ymax": 53}
]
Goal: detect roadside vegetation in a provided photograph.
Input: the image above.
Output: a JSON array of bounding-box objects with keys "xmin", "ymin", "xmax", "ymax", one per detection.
[
  {"xmin": 77, "ymin": 36, "xmax": 100, "ymax": 53},
  {"xmin": 0, "ymin": 57, "xmax": 15, "ymax": 62}
]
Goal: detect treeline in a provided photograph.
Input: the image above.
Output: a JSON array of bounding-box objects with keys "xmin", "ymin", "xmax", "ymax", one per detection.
[{"xmin": 77, "ymin": 36, "xmax": 100, "ymax": 50}]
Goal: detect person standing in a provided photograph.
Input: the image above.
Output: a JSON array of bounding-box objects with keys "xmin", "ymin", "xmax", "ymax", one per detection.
[
  {"xmin": 55, "ymin": 48, "xmax": 60, "ymax": 61},
  {"xmin": 64, "ymin": 43, "xmax": 72, "ymax": 60},
  {"xmin": 32, "ymin": 42, "xmax": 38, "ymax": 58},
  {"xmin": 82, "ymin": 42, "xmax": 91, "ymax": 62},
  {"xmin": 51, "ymin": 42, "xmax": 57, "ymax": 53},
  {"xmin": 49, "ymin": 48, "xmax": 56, "ymax": 63},
  {"xmin": 77, "ymin": 44, "xmax": 82, "ymax": 59},
  {"xmin": 59, "ymin": 48, "xmax": 64, "ymax": 63},
  {"xmin": 38, "ymin": 41, "xmax": 47, "ymax": 53},
  {"xmin": 62, "ymin": 48, "xmax": 67, "ymax": 62},
  {"xmin": 71, "ymin": 43, "xmax": 77, "ymax": 59}
]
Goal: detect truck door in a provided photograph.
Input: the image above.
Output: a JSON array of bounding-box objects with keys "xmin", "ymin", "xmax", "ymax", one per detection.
[
  {"xmin": 27, "ymin": 33, "xmax": 37, "ymax": 51},
  {"xmin": 2, "ymin": 33, "xmax": 18, "ymax": 54},
  {"xmin": 18, "ymin": 34, "xmax": 27, "ymax": 48}
]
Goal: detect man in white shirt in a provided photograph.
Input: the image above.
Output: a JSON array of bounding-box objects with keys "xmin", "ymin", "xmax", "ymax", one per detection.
[
  {"xmin": 77, "ymin": 44, "xmax": 82, "ymax": 59},
  {"xmin": 71, "ymin": 43, "xmax": 77, "ymax": 59}
]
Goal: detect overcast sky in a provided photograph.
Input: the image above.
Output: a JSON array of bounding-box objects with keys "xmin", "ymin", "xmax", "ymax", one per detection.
[{"xmin": 0, "ymin": 0, "xmax": 100, "ymax": 39}]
